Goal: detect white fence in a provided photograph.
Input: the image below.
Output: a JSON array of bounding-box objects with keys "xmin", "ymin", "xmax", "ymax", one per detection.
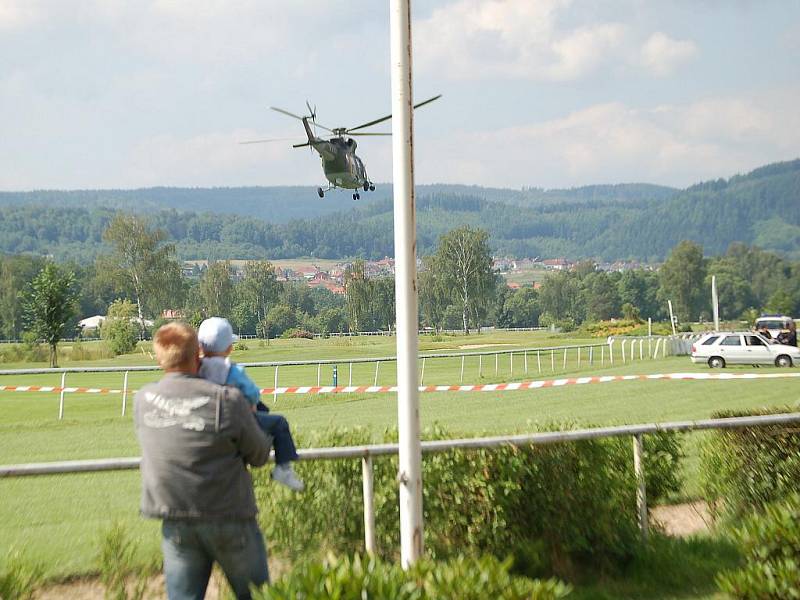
[{"xmin": 1, "ymin": 412, "xmax": 797, "ymax": 552}]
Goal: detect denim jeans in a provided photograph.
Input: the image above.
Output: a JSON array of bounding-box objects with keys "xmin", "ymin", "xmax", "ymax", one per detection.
[
  {"xmin": 254, "ymin": 412, "xmax": 299, "ymax": 465},
  {"xmin": 161, "ymin": 519, "xmax": 269, "ymax": 600}
]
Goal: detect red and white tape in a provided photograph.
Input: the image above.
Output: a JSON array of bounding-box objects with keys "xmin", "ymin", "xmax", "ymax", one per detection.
[{"xmin": 2, "ymin": 371, "xmax": 796, "ymax": 397}]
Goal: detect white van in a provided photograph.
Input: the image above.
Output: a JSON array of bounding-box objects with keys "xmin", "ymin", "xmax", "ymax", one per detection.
[{"xmin": 754, "ymin": 315, "xmax": 794, "ymax": 339}]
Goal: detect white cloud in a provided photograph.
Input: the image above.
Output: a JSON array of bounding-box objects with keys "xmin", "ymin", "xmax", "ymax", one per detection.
[
  {"xmin": 640, "ymin": 32, "xmax": 697, "ymax": 76},
  {"xmin": 415, "ymin": 91, "xmax": 800, "ymax": 188},
  {"xmin": 415, "ymin": 0, "xmax": 627, "ymax": 81},
  {"xmin": 0, "ymin": 0, "xmax": 41, "ymax": 29}
]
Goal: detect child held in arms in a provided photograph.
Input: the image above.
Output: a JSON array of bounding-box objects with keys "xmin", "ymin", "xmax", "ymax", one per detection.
[{"xmin": 197, "ymin": 317, "xmax": 304, "ymax": 491}]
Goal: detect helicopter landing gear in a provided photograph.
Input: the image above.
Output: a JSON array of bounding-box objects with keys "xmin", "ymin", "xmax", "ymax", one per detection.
[
  {"xmin": 352, "ymin": 192, "xmax": 360, "ymax": 200},
  {"xmin": 363, "ymin": 182, "xmax": 369, "ymax": 192},
  {"xmin": 317, "ymin": 187, "xmax": 325, "ymax": 198},
  {"xmin": 369, "ymin": 184, "xmax": 375, "ymax": 191}
]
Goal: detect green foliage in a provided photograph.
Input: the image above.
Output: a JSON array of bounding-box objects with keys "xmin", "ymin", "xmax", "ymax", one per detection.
[
  {"xmin": 96, "ymin": 522, "xmax": 155, "ymax": 600},
  {"xmin": 716, "ymin": 493, "xmax": 800, "ymax": 599},
  {"xmin": 21, "ymin": 262, "xmax": 78, "ymax": 367},
  {"xmin": 255, "ymin": 426, "xmax": 682, "ymax": 580},
  {"xmin": 0, "ymin": 549, "xmax": 43, "ymax": 600},
  {"xmin": 101, "ymin": 299, "xmax": 139, "ymax": 356},
  {"xmin": 254, "ymin": 553, "xmax": 571, "ymax": 600},
  {"xmin": 659, "ymin": 240, "xmax": 707, "ymax": 322},
  {"xmin": 700, "ymin": 407, "xmax": 800, "ymax": 521}
]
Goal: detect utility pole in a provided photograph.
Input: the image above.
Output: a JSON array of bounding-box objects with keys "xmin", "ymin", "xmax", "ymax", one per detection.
[
  {"xmin": 711, "ymin": 275, "xmax": 720, "ymax": 331},
  {"xmin": 390, "ymin": 0, "xmax": 424, "ymax": 567}
]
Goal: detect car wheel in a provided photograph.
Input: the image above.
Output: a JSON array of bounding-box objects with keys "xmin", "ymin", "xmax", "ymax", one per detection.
[
  {"xmin": 775, "ymin": 355, "xmax": 793, "ymax": 368},
  {"xmin": 708, "ymin": 356, "xmax": 726, "ymax": 369}
]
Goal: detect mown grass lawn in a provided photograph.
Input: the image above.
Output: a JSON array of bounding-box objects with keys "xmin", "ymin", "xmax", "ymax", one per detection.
[{"xmin": 0, "ymin": 330, "xmax": 795, "ymax": 595}]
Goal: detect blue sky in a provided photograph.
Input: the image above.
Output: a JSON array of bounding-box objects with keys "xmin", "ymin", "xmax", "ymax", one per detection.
[{"xmin": 0, "ymin": 0, "xmax": 798, "ymax": 190}]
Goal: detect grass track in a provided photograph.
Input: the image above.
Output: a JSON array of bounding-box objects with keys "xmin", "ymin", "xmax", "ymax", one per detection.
[{"xmin": 0, "ymin": 330, "xmax": 796, "ymax": 584}]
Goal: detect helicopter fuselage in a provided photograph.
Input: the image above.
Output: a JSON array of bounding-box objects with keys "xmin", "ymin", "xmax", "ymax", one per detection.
[{"xmin": 303, "ymin": 117, "xmax": 369, "ymax": 190}]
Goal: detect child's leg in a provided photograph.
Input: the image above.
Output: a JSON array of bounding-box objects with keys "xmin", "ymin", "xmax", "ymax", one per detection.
[{"xmin": 254, "ymin": 412, "xmax": 298, "ymax": 465}]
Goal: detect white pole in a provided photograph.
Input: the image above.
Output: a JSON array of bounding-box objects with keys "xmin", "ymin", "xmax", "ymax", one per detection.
[
  {"xmin": 317, "ymin": 363, "xmax": 321, "ymax": 387},
  {"xmin": 349, "ymin": 362, "xmax": 353, "ymax": 387},
  {"xmin": 668, "ymin": 300, "xmax": 677, "ymax": 336},
  {"xmin": 460, "ymin": 355, "xmax": 465, "ymax": 383},
  {"xmin": 609, "ymin": 340, "xmax": 614, "ymax": 365},
  {"xmin": 419, "ymin": 357, "xmax": 426, "ymax": 385},
  {"xmin": 524, "ymin": 351, "xmax": 528, "ymax": 374},
  {"xmin": 362, "ymin": 456, "xmax": 377, "ymax": 555},
  {"xmin": 712, "ymin": 275, "xmax": 720, "ymax": 332},
  {"xmin": 58, "ymin": 372, "xmax": 66, "ymax": 420},
  {"xmin": 509, "ymin": 352, "xmax": 513, "ymax": 377},
  {"xmin": 121, "ymin": 371, "xmax": 129, "ymax": 416},
  {"xmin": 537, "ymin": 350, "xmax": 541, "ymax": 374},
  {"xmin": 633, "ymin": 434, "xmax": 649, "ymax": 543},
  {"xmin": 374, "ymin": 361, "xmax": 381, "ymax": 386},
  {"xmin": 273, "ymin": 366, "xmax": 278, "ymax": 403},
  {"xmin": 648, "ymin": 318, "xmax": 652, "ymax": 358},
  {"xmin": 478, "ymin": 354, "xmax": 482, "ymax": 377},
  {"xmin": 390, "ymin": 0, "xmax": 423, "ymax": 566}
]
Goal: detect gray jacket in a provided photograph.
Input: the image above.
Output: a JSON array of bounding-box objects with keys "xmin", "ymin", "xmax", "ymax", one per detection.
[{"xmin": 134, "ymin": 372, "xmax": 272, "ymax": 521}]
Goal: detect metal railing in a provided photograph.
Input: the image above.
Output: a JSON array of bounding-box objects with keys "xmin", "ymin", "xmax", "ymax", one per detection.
[{"xmin": 2, "ymin": 412, "xmax": 797, "ymax": 552}]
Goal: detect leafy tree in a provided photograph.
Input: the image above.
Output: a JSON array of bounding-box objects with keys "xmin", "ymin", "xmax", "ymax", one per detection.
[
  {"xmin": 433, "ymin": 226, "xmax": 496, "ymax": 333},
  {"xmin": 418, "ymin": 255, "xmax": 449, "ymax": 330},
  {"xmin": 659, "ymin": 240, "xmax": 707, "ymax": 321},
  {"xmin": 266, "ymin": 304, "xmax": 296, "ymax": 337},
  {"xmin": 372, "ymin": 278, "xmax": 396, "ymax": 332},
  {"xmin": 233, "ymin": 261, "xmax": 279, "ymax": 336},
  {"xmin": 502, "ymin": 287, "xmax": 540, "ymax": 328},
  {"xmin": 583, "ymin": 272, "xmax": 621, "ymax": 322},
  {"xmin": 199, "ymin": 261, "xmax": 234, "ymax": 319},
  {"xmin": 101, "ymin": 299, "xmax": 139, "ymax": 356},
  {"xmin": 21, "ymin": 263, "xmax": 78, "ymax": 367},
  {"xmin": 98, "ymin": 215, "xmax": 183, "ymax": 331},
  {"xmin": 538, "ymin": 272, "xmax": 583, "ymax": 323},
  {"xmin": 344, "ymin": 260, "xmax": 372, "ymax": 332}
]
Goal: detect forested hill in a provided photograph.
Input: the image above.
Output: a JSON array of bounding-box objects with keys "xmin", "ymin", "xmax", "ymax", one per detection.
[{"xmin": 0, "ymin": 160, "xmax": 798, "ymax": 262}]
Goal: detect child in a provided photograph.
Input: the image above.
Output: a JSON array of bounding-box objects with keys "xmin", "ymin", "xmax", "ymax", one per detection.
[{"xmin": 197, "ymin": 317, "xmax": 304, "ymax": 491}]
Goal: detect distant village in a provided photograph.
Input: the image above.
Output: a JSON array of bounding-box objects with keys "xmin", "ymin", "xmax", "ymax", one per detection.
[{"xmin": 182, "ymin": 256, "xmax": 654, "ymax": 295}]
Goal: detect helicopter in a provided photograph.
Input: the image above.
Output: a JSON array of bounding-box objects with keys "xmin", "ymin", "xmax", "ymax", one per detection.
[{"xmin": 242, "ymin": 95, "xmax": 441, "ymax": 199}]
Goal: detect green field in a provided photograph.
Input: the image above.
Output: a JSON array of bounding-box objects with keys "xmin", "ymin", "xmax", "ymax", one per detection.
[{"xmin": 0, "ymin": 330, "xmax": 796, "ymax": 593}]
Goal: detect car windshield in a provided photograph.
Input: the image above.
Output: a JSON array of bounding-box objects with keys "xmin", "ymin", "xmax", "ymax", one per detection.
[{"xmin": 757, "ymin": 320, "xmax": 789, "ymax": 330}]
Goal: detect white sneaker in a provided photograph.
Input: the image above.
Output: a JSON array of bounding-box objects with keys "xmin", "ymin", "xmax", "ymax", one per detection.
[{"xmin": 271, "ymin": 464, "xmax": 304, "ymax": 491}]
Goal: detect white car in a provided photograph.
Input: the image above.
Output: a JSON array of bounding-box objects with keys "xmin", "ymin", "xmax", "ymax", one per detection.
[{"xmin": 691, "ymin": 332, "xmax": 800, "ymax": 368}]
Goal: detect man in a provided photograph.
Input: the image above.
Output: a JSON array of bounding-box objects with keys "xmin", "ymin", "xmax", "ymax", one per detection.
[{"xmin": 134, "ymin": 322, "xmax": 272, "ymax": 600}]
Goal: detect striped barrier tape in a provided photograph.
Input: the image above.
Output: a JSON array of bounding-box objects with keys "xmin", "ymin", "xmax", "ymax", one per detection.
[{"xmin": 1, "ymin": 371, "xmax": 799, "ymax": 397}]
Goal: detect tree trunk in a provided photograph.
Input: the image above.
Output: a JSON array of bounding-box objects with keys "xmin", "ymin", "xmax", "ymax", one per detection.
[{"xmin": 50, "ymin": 343, "xmax": 57, "ymax": 368}]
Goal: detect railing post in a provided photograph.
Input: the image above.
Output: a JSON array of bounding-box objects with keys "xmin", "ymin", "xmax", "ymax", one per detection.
[
  {"xmin": 537, "ymin": 350, "xmax": 541, "ymax": 374},
  {"xmin": 622, "ymin": 340, "xmax": 627, "ymax": 364},
  {"xmin": 362, "ymin": 455, "xmax": 377, "ymax": 555},
  {"xmin": 317, "ymin": 363, "xmax": 321, "ymax": 387},
  {"xmin": 562, "ymin": 348, "xmax": 567, "ymax": 370},
  {"xmin": 577, "ymin": 347, "xmax": 581, "ymax": 368},
  {"xmin": 478, "ymin": 354, "xmax": 482, "ymax": 378},
  {"xmin": 374, "ymin": 361, "xmax": 380, "ymax": 386},
  {"xmin": 121, "ymin": 371, "xmax": 129, "ymax": 416},
  {"xmin": 460, "ymin": 355, "xmax": 465, "ymax": 383},
  {"xmin": 551, "ymin": 349, "xmax": 555, "ymax": 371},
  {"xmin": 419, "ymin": 358, "xmax": 426, "ymax": 385},
  {"xmin": 58, "ymin": 372, "xmax": 66, "ymax": 420},
  {"xmin": 510, "ymin": 352, "xmax": 513, "ymax": 377},
  {"xmin": 633, "ymin": 434, "xmax": 649, "ymax": 543},
  {"xmin": 349, "ymin": 362, "xmax": 353, "ymax": 386},
  {"xmin": 589, "ymin": 346, "xmax": 593, "ymax": 366},
  {"xmin": 524, "ymin": 351, "xmax": 528, "ymax": 374},
  {"xmin": 601, "ymin": 344, "xmax": 605, "ymax": 366},
  {"xmin": 494, "ymin": 352, "xmax": 498, "ymax": 375},
  {"xmin": 273, "ymin": 366, "xmax": 278, "ymax": 403},
  {"xmin": 609, "ymin": 340, "xmax": 614, "ymax": 365},
  {"xmin": 639, "ymin": 339, "xmax": 644, "ymax": 361}
]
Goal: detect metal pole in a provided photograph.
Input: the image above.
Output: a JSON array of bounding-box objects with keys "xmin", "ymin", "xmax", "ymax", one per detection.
[
  {"xmin": 551, "ymin": 349, "xmax": 555, "ymax": 371},
  {"xmin": 349, "ymin": 362, "xmax": 353, "ymax": 386},
  {"xmin": 495, "ymin": 353, "xmax": 498, "ymax": 375},
  {"xmin": 601, "ymin": 345, "xmax": 605, "ymax": 366},
  {"xmin": 622, "ymin": 340, "xmax": 626, "ymax": 363},
  {"xmin": 524, "ymin": 351, "xmax": 528, "ymax": 374},
  {"xmin": 609, "ymin": 340, "xmax": 614, "ymax": 365},
  {"xmin": 273, "ymin": 367, "xmax": 278, "ymax": 402},
  {"xmin": 712, "ymin": 275, "xmax": 720, "ymax": 331},
  {"xmin": 390, "ymin": 0, "xmax": 423, "ymax": 566},
  {"xmin": 121, "ymin": 371, "xmax": 129, "ymax": 416},
  {"xmin": 374, "ymin": 361, "xmax": 381, "ymax": 386},
  {"xmin": 537, "ymin": 350, "xmax": 541, "ymax": 374},
  {"xmin": 577, "ymin": 347, "xmax": 581, "ymax": 368},
  {"xmin": 362, "ymin": 456, "xmax": 377, "ymax": 555},
  {"xmin": 639, "ymin": 339, "xmax": 644, "ymax": 360},
  {"xmin": 460, "ymin": 355, "xmax": 465, "ymax": 383},
  {"xmin": 419, "ymin": 357, "xmax": 426, "ymax": 385},
  {"xmin": 510, "ymin": 352, "xmax": 513, "ymax": 377},
  {"xmin": 633, "ymin": 434, "xmax": 649, "ymax": 543},
  {"xmin": 58, "ymin": 372, "xmax": 66, "ymax": 420},
  {"xmin": 648, "ymin": 318, "xmax": 652, "ymax": 358},
  {"xmin": 478, "ymin": 354, "xmax": 482, "ymax": 377},
  {"xmin": 589, "ymin": 346, "xmax": 593, "ymax": 365},
  {"xmin": 562, "ymin": 348, "xmax": 567, "ymax": 370},
  {"xmin": 317, "ymin": 363, "xmax": 321, "ymax": 387}
]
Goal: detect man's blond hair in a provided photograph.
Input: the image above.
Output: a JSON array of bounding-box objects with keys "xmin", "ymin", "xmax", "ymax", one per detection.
[{"xmin": 153, "ymin": 322, "xmax": 198, "ymax": 370}]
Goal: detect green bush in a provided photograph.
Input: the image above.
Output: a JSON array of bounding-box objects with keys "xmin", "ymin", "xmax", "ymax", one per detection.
[
  {"xmin": 101, "ymin": 318, "xmax": 139, "ymax": 356},
  {"xmin": 700, "ymin": 407, "xmax": 800, "ymax": 521},
  {"xmin": 254, "ymin": 553, "xmax": 571, "ymax": 600},
  {"xmin": 0, "ymin": 549, "xmax": 43, "ymax": 600},
  {"xmin": 255, "ymin": 425, "xmax": 682, "ymax": 579},
  {"xmin": 716, "ymin": 493, "xmax": 800, "ymax": 598},
  {"xmin": 97, "ymin": 522, "xmax": 157, "ymax": 600}
]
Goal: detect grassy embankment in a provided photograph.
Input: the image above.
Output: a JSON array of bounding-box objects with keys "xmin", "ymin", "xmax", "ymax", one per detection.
[{"xmin": 0, "ymin": 330, "xmax": 795, "ymax": 596}]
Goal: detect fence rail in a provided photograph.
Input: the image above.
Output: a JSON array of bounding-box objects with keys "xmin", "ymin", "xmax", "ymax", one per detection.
[{"xmin": 2, "ymin": 412, "xmax": 797, "ymax": 550}]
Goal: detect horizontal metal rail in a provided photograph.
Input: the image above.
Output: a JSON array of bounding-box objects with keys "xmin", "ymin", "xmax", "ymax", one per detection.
[
  {"xmin": 3, "ymin": 412, "xmax": 797, "ymax": 477},
  {"xmin": 0, "ymin": 342, "xmax": 611, "ymax": 376}
]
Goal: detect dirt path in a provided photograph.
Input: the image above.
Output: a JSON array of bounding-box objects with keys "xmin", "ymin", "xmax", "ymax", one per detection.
[{"xmin": 651, "ymin": 501, "xmax": 712, "ymax": 536}]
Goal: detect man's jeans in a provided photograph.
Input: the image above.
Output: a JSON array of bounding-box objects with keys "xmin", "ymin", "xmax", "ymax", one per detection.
[{"xmin": 161, "ymin": 519, "xmax": 269, "ymax": 600}]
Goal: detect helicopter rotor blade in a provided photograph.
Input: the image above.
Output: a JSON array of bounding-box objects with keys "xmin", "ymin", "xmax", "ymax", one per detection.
[
  {"xmin": 349, "ymin": 132, "xmax": 392, "ymax": 137},
  {"xmin": 346, "ymin": 94, "xmax": 442, "ymax": 133},
  {"xmin": 239, "ymin": 137, "xmax": 301, "ymax": 145},
  {"xmin": 292, "ymin": 142, "xmax": 312, "ymax": 148},
  {"xmin": 271, "ymin": 105, "xmax": 335, "ymax": 133}
]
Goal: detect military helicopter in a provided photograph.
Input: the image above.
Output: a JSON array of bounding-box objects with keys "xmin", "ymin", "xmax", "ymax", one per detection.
[{"xmin": 242, "ymin": 95, "xmax": 441, "ymax": 199}]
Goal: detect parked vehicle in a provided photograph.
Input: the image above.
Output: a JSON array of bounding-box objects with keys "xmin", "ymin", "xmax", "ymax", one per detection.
[
  {"xmin": 691, "ymin": 332, "xmax": 800, "ymax": 368},
  {"xmin": 754, "ymin": 314, "xmax": 794, "ymax": 339}
]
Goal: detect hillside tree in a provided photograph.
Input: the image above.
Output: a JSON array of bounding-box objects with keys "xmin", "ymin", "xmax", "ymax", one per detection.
[
  {"xmin": 659, "ymin": 240, "xmax": 707, "ymax": 321},
  {"xmin": 199, "ymin": 261, "xmax": 234, "ymax": 320},
  {"xmin": 22, "ymin": 263, "xmax": 78, "ymax": 367}
]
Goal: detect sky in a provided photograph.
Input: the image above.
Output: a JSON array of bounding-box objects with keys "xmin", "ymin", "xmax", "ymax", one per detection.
[{"xmin": 0, "ymin": 0, "xmax": 799, "ymax": 191}]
